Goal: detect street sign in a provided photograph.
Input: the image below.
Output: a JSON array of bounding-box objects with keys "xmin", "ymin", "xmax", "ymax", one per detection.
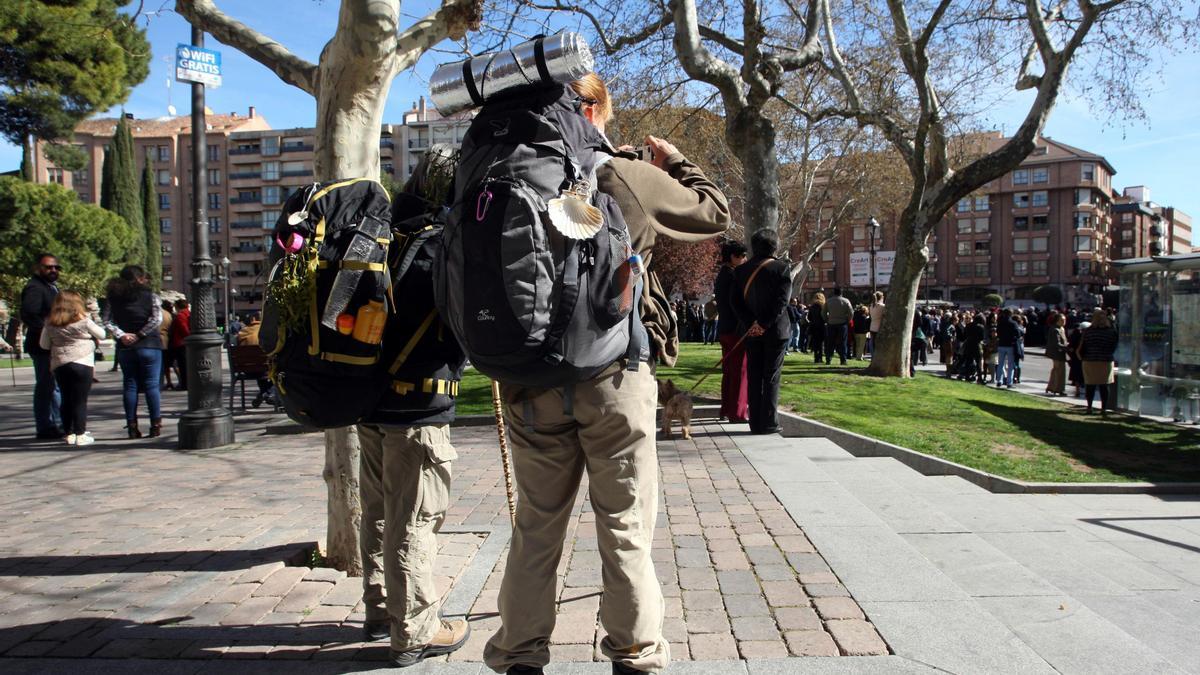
[{"xmin": 175, "ymin": 43, "xmax": 222, "ymax": 88}]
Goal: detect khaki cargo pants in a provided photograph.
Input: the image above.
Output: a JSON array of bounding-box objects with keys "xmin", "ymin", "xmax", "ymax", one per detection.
[
  {"xmin": 483, "ymin": 362, "xmax": 669, "ymax": 673},
  {"xmin": 358, "ymin": 423, "xmax": 456, "ymax": 651}
]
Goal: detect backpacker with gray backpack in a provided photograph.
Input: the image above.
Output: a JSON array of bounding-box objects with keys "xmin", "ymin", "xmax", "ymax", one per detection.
[{"xmin": 434, "ymin": 82, "xmax": 649, "ymax": 390}]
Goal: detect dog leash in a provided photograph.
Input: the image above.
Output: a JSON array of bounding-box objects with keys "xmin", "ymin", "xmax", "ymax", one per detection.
[{"xmin": 688, "ymin": 329, "xmax": 752, "ymax": 394}]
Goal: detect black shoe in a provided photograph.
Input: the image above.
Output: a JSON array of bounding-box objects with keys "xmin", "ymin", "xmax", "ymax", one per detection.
[
  {"xmin": 613, "ymin": 662, "xmax": 645, "ymax": 674},
  {"xmin": 363, "ymin": 620, "xmax": 389, "ymax": 642},
  {"xmin": 35, "ymin": 431, "xmax": 64, "ymax": 440},
  {"xmin": 508, "ymin": 666, "xmax": 544, "ymax": 675}
]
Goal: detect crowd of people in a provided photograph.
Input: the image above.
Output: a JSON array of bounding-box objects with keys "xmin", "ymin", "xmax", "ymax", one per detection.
[
  {"xmin": 934, "ymin": 305, "xmax": 1119, "ymax": 413},
  {"xmin": 702, "ymin": 257, "xmax": 1124, "ymax": 422}
]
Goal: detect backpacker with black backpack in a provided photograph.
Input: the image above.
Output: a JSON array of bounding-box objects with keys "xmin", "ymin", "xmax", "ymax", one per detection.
[
  {"xmin": 368, "ymin": 185, "xmax": 466, "ymax": 425},
  {"xmin": 260, "ymin": 178, "xmax": 394, "ymax": 428},
  {"xmin": 435, "ymin": 83, "xmax": 649, "ymax": 390}
]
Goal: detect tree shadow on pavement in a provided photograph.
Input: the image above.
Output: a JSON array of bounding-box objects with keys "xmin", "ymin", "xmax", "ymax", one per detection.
[
  {"xmin": 0, "ymin": 544, "xmax": 317, "ymax": 578},
  {"xmin": 0, "ymin": 617, "xmax": 396, "ymax": 666},
  {"xmin": 967, "ymin": 399, "xmax": 1200, "ymax": 483}
]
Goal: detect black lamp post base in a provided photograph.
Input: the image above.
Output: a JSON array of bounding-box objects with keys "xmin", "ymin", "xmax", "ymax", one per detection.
[{"xmin": 178, "ymin": 410, "xmax": 235, "ymax": 449}]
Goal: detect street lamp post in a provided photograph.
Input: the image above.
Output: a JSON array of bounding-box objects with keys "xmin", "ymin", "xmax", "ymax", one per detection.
[
  {"xmin": 867, "ymin": 217, "xmax": 880, "ymax": 296},
  {"xmin": 178, "ymin": 25, "xmax": 234, "ymax": 449},
  {"xmin": 220, "ymin": 256, "xmax": 232, "ymax": 330}
]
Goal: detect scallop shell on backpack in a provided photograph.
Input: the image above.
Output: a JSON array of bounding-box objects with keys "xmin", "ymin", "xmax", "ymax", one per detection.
[{"xmin": 547, "ymin": 194, "xmax": 604, "ymax": 239}]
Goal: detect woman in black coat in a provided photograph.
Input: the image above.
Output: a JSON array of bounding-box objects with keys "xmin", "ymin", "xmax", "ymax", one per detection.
[
  {"xmin": 806, "ymin": 294, "xmax": 827, "ymax": 363},
  {"xmin": 958, "ymin": 314, "xmax": 987, "ymax": 383}
]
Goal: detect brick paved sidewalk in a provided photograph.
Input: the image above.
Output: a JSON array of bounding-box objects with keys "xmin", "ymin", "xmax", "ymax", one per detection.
[{"xmin": 0, "ymin": 369, "xmax": 886, "ymax": 668}]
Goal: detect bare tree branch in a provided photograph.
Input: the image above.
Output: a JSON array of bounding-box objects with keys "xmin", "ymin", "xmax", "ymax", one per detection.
[
  {"xmin": 524, "ymin": 0, "xmax": 671, "ymax": 54},
  {"xmin": 820, "ymin": 4, "xmax": 915, "ymax": 165},
  {"xmin": 698, "ymin": 24, "xmax": 745, "ymax": 54},
  {"xmin": 396, "ymin": 0, "xmax": 484, "ymax": 70},
  {"xmin": 175, "ymin": 0, "xmax": 318, "ymax": 95},
  {"xmin": 669, "ymin": 0, "xmax": 744, "ymax": 107}
]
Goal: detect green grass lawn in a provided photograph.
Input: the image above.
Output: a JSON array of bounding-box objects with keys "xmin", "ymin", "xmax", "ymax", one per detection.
[
  {"xmin": 457, "ymin": 343, "xmax": 1200, "ymax": 484},
  {"xmin": 660, "ymin": 344, "xmax": 1200, "ymax": 484}
]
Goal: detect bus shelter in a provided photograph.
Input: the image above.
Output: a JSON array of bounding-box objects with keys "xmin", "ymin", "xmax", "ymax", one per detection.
[{"xmin": 1113, "ymin": 254, "xmax": 1200, "ymax": 422}]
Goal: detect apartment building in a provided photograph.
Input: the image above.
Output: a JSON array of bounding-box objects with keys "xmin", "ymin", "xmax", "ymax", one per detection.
[
  {"xmin": 222, "ymin": 126, "xmax": 317, "ymax": 312},
  {"xmin": 806, "ymin": 134, "xmax": 1136, "ymax": 306},
  {"xmin": 1111, "ymin": 186, "xmax": 1192, "ymax": 260},
  {"xmin": 386, "ymin": 96, "xmax": 472, "ymax": 179},
  {"xmin": 33, "ymin": 98, "xmax": 472, "ymax": 320},
  {"xmin": 34, "ymin": 108, "xmax": 271, "ymax": 321}
]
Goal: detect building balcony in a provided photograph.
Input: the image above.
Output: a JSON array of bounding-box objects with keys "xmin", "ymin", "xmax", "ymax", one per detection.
[
  {"xmin": 230, "ymin": 196, "xmax": 261, "ymax": 205},
  {"xmin": 232, "ymin": 244, "xmax": 265, "ymax": 255},
  {"xmin": 408, "ymin": 139, "xmax": 429, "ymax": 150},
  {"xmin": 229, "ymin": 147, "xmax": 260, "ymax": 156},
  {"xmin": 282, "ymin": 143, "xmax": 314, "ymax": 153},
  {"xmin": 281, "ymin": 169, "xmax": 314, "ymax": 178},
  {"xmin": 229, "ymin": 171, "xmax": 261, "ymax": 180},
  {"xmin": 380, "ymin": 140, "xmax": 394, "ymax": 148},
  {"xmin": 231, "ymin": 220, "xmax": 263, "ymax": 229}
]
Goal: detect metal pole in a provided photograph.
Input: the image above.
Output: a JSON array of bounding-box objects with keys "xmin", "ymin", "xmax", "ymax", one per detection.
[
  {"xmin": 870, "ymin": 227, "xmax": 877, "ymax": 296},
  {"xmin": 221, "ymin": 257, "xmax": 231, "ymax": 332},
  {"xmin": 178, "ymin": 26, "xmax": 234, "ymax": 449}
]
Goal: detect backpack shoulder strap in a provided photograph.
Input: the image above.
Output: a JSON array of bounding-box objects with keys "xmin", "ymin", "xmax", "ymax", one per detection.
[
  {"xmin": 742, "ymin": 259, "xmax": 772, "ymax": 299},
  {"xmin": 392, "ymin": 224, "xmax": 439, "ymax": 286}
]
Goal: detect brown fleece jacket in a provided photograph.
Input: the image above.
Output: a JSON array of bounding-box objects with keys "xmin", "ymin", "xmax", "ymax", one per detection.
[{"xmin": 597, "ymin": 150, "xmax": 731, "ymax": 366}]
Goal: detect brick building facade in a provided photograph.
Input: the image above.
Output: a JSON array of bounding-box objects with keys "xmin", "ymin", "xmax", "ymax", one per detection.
[
  {"xmin": 805, "ymin": 134, "xmax": 1192, "ymax": 306},
  {"xmin": 32, "ymin": 98, "xmax": 469, "ymax": 321}
]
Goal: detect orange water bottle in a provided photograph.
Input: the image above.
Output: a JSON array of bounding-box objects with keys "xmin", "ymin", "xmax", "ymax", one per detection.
[{"xmin": 352, "ymin": 300, "xmax": 386, "ymax": 344}]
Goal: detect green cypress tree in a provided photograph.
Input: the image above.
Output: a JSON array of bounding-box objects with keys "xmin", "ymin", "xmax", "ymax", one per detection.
[
  {"xmin": 100, "ymin": 144, "xmax": 114, "ymax": 209},
  {"xmin": 141, "ymin": 162, "xmax": 162, "ymax": 290},
  {"xmin": 20, "ymin": 140, "xmax": 34, "ymax": 181},
  {"xmin": 102, "ymin": 116, "xmax": 145, "ymax": 265}
]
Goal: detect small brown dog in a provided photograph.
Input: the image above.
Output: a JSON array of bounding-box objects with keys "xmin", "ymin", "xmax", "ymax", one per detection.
[{"xmin": 657, "ymin": 378, "xmax": 694, "ymax": 440}]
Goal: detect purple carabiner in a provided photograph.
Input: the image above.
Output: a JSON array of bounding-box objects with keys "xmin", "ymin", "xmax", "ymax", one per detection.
[{"xmin": 476, "ymin": 188, "xmax": 494, "ymax": 222}]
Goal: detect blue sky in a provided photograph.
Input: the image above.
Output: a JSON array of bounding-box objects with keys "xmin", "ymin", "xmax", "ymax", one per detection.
[{"xmin": 4, "ymin": 1, "xmax": 1198, "ymax": 242}]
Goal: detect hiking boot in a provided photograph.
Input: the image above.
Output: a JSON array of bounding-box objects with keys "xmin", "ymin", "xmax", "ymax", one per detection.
[
  {"xmin": 507, "ymin": 666, "xmax": 545, "ymax": 675},
  {"xmin": 362, "ymin": 620, "xmax": 389, "ymax": 642},
  {"xmin": 389, "ymin": 619, "xmax": 470, "ymax": 667}
]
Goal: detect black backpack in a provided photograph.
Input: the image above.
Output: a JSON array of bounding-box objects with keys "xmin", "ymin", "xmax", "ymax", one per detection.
[
  {"xmin": 369, "ymin": 192, "xmax": 465, "ymax": 422},
  {"xmin": 260, "ymin": 178, "xmax": 393, "ymax": 428},
  {"xmin": 434, "ymin": 84, "xmax": 648, "ymax": 389}
]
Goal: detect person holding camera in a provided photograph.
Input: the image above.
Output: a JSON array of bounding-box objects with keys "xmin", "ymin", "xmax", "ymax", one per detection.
[{"xmin": 484, "ymin": 73, "xmax": 730, "ymax": 675}]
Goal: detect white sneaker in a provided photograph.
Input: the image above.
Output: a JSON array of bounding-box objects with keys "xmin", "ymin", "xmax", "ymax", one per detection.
[
  {"xmin": 65, "ymin": 434, "xmax": 77, "ymax": 445},
  {"xmin": 75, "ymin": 433, "xmax": 95, "ymax": 446}
]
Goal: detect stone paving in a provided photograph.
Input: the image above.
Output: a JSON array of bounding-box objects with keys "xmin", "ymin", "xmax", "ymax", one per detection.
[{"xmin": 0, "ymin": 366, "xmax": 886, "ymax": 668}]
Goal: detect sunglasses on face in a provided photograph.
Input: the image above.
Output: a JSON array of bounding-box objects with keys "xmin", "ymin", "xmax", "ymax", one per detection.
[{"xmin": 43, "ymin": 265, "xmax": 62, "ymax": 271}]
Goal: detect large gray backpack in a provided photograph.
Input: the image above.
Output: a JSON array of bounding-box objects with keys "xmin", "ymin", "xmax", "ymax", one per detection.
[{"xmin": 435, "ymin": 84, "xmax": 648, "ymax": 389}]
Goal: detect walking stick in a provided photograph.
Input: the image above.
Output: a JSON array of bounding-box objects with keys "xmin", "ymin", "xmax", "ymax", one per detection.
[
  {"xmin": 8, "ymin": 350, "xmax": 15, "ymax": 387},
  {"xmin": 490, "ymin": 380, "xmax": 517, "ymax": 527}
]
